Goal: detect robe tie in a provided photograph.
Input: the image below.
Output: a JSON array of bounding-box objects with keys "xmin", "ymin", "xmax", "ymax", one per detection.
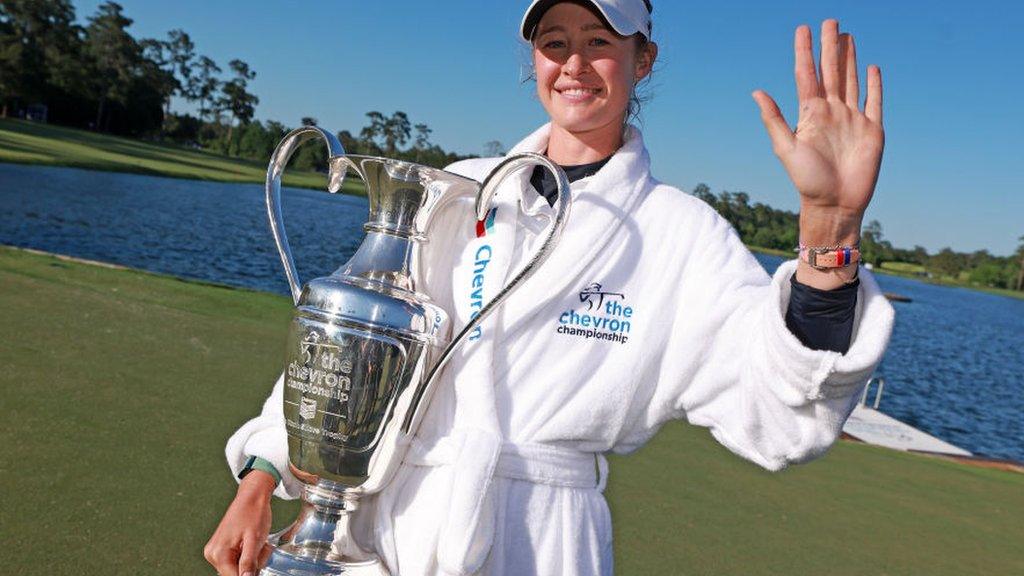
[{"xmin": 407, "ymin": 435, "xmax": 608, "ymax": 491}]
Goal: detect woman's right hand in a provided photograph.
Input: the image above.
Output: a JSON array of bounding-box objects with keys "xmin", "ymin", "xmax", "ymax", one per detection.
[{"xmin": 204, "ymin": 471, "xmax": 276, "ymax": 576}]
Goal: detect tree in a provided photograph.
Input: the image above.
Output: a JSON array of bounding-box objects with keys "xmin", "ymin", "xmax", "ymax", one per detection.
[
  {"xmin": 1017, "ymin": 235, "xmax": 1024, "ymax": 291},
  {"xmin": 929, "ymin": 247, "xmax": 963, "ymax": 279},
  {"xmin": 84, "ymin": 2, "xmax": 140, "ymax": 131},
  {"xmin": 194, "ymin": 55, "xmax": 220, "ymax": 122},
  {"xmin": 301, "ymin": 116, "xmax": 318, "ymax": 126},
  {"xmin": 165, "ymin": 29, "xmax": 195, "ymax": 102},
  {"xmin": 337, "ymin": 129, "xmax": 361, "ymax": 153},
  {"xmin": 414, "ymin": 124, "xmax": 432, "ymax": 148},
  {"xmin": 376, "ymin": 111, "xmax": 409, "ymax": 156},
  {"xmin": 139, "ymin": 37, "xmax": 177, "ymax": 121},
  {"xmin": 691, "ymin": 183, "xmax": 716, "ymax": 206},
  {"xmin": 859, "ymin": 219, "xmax": 894, "ymax": 267},
  {"xmin": 412, "ymin": 124, "xmax": 433, "ymax": 161},
  {"xmin": 218, "ymin": 58, "xmax": 258, "ymax": 153},
  {"xmin": 360, "ymin": 111, "xmax": 385, "ymax": 143},
  {"xmin": 483, "ymin": 140, "xmax": 504, "ymax": 157},
  {"xmin": 0, "ymin": 0, "xmax": 82, "ymax": 118}
]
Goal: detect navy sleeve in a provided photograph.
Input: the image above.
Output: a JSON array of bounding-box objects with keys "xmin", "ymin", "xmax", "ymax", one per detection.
[{"xmin": 784, "ymin": 274, "xmax": 859, "ymax": 354}]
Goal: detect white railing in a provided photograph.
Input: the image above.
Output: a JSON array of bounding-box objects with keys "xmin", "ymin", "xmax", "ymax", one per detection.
[{"xmin": 861, "ymin": 377, "xmax": 886, "ymax": 409}]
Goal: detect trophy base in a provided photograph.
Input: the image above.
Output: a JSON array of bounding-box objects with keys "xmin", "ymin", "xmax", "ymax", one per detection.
[
  {"xmin": 259, "ymin": 482, "xmax": 389, "ymax": 576},
  {"xmin": 260, "ymin": 551, "xmax": 387, "ymax": 576}
]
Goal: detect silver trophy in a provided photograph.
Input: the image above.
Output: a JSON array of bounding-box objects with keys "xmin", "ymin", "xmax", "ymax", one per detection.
[{"xmin": 258, "ymin": 126, "xmax": 571, "ymax": 575}]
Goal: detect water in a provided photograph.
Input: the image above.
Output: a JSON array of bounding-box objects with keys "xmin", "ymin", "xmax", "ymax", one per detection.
[
  {"xmin": 2, "ymin": 163, "xmax": 1022, "ymax": 462},
  {"xmin": 0, "ymin": 163, "xmax": 362, "ymax": 294}
]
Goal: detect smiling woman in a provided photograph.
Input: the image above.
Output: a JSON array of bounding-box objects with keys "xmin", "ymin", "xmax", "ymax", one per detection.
[
  {"xmin": 205, "ymin": 2, "xmax": 895, "ymax": 575},
  {"xmin": 528, "ymin": 1, "xmax": 658, "ymax": 165}
]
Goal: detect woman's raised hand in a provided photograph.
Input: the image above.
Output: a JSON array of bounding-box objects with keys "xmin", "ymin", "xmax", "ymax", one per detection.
[{"xmin": 752, "ymin": 19, "xmax": 884, "ymax": 243}]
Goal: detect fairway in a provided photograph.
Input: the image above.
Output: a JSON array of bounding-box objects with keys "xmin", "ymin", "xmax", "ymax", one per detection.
[
  {"xmin": 0, "ymin": 118, "xmax": 364, "ymax": 193},
  {"xmin": 1, "ymin": 246, "xmax": 1021, "ymax": 575}
]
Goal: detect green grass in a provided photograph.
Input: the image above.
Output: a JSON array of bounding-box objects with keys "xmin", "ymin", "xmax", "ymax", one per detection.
[
  {"xmin": 2, "ymin": 245, "xmax": 1021, "ymax": 575},
  {"xmin": 751, "ymin": 245, "xmax": 1024, "ymax": 301},
  {"xmin": 0, "ymin": 118, "xmax": 364, "ymax": 193},
  {"xmin": 880, "ymin": 261, "xmax": 927, "ymax": 275}
]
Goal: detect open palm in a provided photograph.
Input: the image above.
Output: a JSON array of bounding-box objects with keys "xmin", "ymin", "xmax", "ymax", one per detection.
[{"xmin": 753, "ymin": 19, "xmax": 884, "ymax": 218}]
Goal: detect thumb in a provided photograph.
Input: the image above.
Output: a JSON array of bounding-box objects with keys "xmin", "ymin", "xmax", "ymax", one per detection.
[{"xmin": 751, "ymin": 90, "xmax": 795, "ymax": 156}]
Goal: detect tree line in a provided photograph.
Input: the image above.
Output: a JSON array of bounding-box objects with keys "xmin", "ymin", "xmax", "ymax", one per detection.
[
  {"xmin": 3, "ymin": 2, "xmax": 1019, "ymax": 288},
  {"xmin": 0, "ymin": 1, "xmax": 471, "ymax": 169},
  {"xmin": 692, "ymin": 184, "xmax": 1024, "ymax": 291}
]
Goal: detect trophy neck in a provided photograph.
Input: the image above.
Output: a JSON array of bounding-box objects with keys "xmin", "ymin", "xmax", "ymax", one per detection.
[
  {"xmin": 336, "ymin": 231, "xmax": 417, "ymax": 292},
  {"xmin": 343, "ymin": 155, "xmax": 479, "ymax": 240}
]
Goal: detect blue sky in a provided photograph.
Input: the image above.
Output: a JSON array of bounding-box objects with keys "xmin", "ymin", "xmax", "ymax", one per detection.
[{"xmin": 74, "ymin": 0, "xmax": 1023, "ymax": 256}]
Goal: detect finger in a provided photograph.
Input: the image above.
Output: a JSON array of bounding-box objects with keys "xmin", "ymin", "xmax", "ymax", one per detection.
[
  {"xmin": 865, "ymin": 64, "xmax": 883, "ymax": 124},
  {"xmin": 752, "ymin": 90, "xmax": 795, "ymax": 155},
  {"xmin": 794, "ymin": 25, "xmax": 819, "ymax": 104},
  {"xmin": 840, "ymin": 33, "xmax": 859, "ymax": 108},
  {"xmin": 211, "ymin": 549, "xmax": 240, "ymax": 576},
  {"xmin": 238, "ymin": 534, "xmax": 260, "ymax": 576},
  {"xmin": 258, "ymin": 542, "xmax": 273, "ymax": 568},
  {"xmin": 204, "ymin": 540, "xmax": 239, "ymax": 576},
  {"xmin": 819, "ymin": 19, "xmax": 841, "ymax": 99}
]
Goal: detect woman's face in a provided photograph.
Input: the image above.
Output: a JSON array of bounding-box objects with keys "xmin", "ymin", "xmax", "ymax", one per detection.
[{"xmin": 532, "ymin": 2, "xmax": 653, "ymax": 136}]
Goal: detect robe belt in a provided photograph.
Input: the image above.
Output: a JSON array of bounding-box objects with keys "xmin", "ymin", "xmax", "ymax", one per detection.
[{"xmin": 406, "ymin": 435, "xmax": 609, "ymax": 491}]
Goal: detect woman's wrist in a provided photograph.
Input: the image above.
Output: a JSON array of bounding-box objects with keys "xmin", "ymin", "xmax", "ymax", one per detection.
[
  {"xmin": 798, "ymin": 206, "xmax": 863, "ymax": 245},
  {"xmin": 795, "ymin": 207, "xmax": 863, "ymax": 290},
  {"xmin": 238, "ymin": 470, "xmax": 277, "ymax": 501}
]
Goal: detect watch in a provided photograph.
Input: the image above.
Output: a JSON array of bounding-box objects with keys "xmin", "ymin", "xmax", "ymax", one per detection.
[
  {"xmin": 798, "ymin": 245, "xmax": 861, "ymax": 270},
  {"xmin": 238, "ymin": 455, "xmax": 282, "ymax": 485}
]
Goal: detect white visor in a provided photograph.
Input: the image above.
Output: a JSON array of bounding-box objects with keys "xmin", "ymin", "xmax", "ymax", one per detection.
[{"xmin": 520, "ymin": 0, "xmax": 653, "ymax": 43}]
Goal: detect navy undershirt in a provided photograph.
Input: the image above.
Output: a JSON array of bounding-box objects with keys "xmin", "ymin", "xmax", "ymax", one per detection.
[{"xmin": 530, "ymin": 159, "xmax": 858, "ymax": 354}]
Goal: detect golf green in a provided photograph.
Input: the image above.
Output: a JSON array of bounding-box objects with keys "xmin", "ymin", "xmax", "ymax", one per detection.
[
  {"xmin": 1, "ymin": 246, "xmax": 1020, "ymax": 575},
  {"xmin": 0, "ymin": 118, "xmax": 363, "ymax": 193}
]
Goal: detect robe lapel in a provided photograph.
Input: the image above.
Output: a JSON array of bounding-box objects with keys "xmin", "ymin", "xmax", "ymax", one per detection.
[
  {"xmin": 502, "ymin": 124, "xmax": 651, "ymax": 330},
  {"xmin": 436, "ymin": 124, "xmax": 651, "ymax": 575}
]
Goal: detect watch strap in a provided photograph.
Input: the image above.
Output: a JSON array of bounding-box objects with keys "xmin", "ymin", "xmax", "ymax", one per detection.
[
  {"xmin": 799, "ymin": 246, "xmax": 861, "ymax": 269},
  {"xmin": 238, "ymin": 455, "xmax": 282, "ymax": 485}
]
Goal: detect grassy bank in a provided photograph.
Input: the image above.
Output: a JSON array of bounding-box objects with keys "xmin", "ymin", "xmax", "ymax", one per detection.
[
  {"xmin": 749, "ymin": 246, "xmax": 1024, "ymax": 301},
  {"xmin": 875, "ymin": 260, "xmax": 1024, "ymax": 301},
  {"xmin": 0, "ymin": 118, "xmax": 364, "ymax": 193},
  {"xmin": 1, "ymin": 245, "xmax": 1021, "ymax": 575}
]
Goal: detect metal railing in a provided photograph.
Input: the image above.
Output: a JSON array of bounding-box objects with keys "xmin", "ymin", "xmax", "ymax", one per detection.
[{"xmin": 861, "ymin": 377, "xmax": 886, "ymax": 409}]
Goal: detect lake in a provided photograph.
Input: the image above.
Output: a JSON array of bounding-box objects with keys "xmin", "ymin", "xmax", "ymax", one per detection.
[{"xmin": 2, "ymin": 162, "xmax": 1021, "ymax": 462}]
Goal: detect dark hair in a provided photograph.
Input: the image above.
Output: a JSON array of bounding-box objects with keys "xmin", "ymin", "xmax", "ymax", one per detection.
[{"xmin": 629, "ymin": 0, "xmax": 655, "ymax": 124}]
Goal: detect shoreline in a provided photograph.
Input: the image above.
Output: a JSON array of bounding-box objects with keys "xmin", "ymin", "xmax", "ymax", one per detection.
[
  {"xmin": 2, "ymin": 117, "xmax": 1019, "ymax": 301},
  {"xmin": 746, "ymin": 245, "xmax": 1024, "ymax": 301},
  {"xmin": 0, "ymin": 118, "xmax": 363, "ymax": 194}
]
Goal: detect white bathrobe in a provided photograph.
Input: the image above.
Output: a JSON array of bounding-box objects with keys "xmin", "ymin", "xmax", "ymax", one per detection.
[{"xmin": 226, "ymin": 124, "xmax": 895, "ymax": 576}]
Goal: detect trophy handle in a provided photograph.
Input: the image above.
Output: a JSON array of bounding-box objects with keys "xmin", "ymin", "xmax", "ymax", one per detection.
[
  {"xmin": 402, "ymin": 152, "xmax": 572, "ymax": 434},
  {"xmin": 265, "ymin": 126, "xmax": 348, "ymax": 304}
]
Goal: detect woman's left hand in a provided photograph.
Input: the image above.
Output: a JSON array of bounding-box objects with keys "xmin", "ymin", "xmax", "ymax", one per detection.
[{"xmin": 752, "ymin": 19, "xmax": 884, "ymax": 287}]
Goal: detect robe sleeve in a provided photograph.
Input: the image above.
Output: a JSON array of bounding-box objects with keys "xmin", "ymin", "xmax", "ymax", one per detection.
[
  {"xmin": 224, "ymin": 373, "xmax": 303, "ymax": 500},
  {"xmin": 649, "ymin": 206, "xmax": 895, "ymax": 471}
]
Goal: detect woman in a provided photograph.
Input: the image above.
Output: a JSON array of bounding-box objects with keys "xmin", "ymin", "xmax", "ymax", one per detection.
[{"xmin": 206, "ymin": 1, "xmax": 893, "ymax": 574}]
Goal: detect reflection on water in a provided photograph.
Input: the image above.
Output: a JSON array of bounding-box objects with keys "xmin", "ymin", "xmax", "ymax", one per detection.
[{"xmin": 2, "ymin": 163, "xmax": 1022, "ymax": 462}]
